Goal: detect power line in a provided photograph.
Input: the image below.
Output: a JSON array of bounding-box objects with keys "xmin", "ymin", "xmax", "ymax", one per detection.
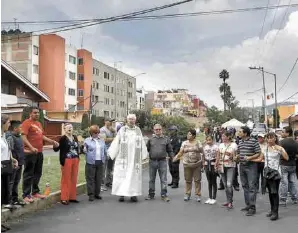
[
  {"xmin": 280, "ymin": 91, "xmax": 298, "ymax": 104},
  {"xmin": 2, "ymin": 0, "xmax": 194, "ymax": 41},
  {"xmin": 278, "ymin": 57, "xmax": 298, "ymax": 93},
  {"xmin": 2, "ymin": 3, "xmax": 298, "ymax": 43}
]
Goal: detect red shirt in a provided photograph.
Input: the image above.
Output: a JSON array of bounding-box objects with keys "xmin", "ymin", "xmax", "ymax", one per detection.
[{"xmin": 22, "ymin": 119, "xmax": 44, "ymax": 153}]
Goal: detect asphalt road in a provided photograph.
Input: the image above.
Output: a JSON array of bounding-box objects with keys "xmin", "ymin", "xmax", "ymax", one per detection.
[{"xmin": 8, "ymin": 166, "xmax": 298, "ymax": 233}]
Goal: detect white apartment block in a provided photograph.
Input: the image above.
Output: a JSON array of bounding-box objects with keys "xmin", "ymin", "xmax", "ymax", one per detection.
[
  {"xmin": 136, "ymin": 87, "xmax": 146, "ymax": 110},
  {"xmin": 64, "ymin": 45, "xmax": 78, "ymax": 111},
  {"xmin": 92, "ymin": 59, "xmax": 137, "ymax": 121}
]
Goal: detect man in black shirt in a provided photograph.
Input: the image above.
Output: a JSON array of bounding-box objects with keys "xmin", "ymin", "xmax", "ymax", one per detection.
[{"xmin": 279, "ymin": 127, "xmax": 298, "ymax": 205}]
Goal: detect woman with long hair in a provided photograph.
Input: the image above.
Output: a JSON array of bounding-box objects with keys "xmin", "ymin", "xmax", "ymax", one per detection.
[
  {"xmin": 203, "ymin": 135, "xmax": 219, "ymax": 204},
  {"xmin": 53, "ymin": 123, "xmax": 80, "ymax": 205},
  {"xmin": 257, "ymin": 132, "xmax": 288, "ymax": 221},
  {"xmin": 215, "ymin": 131, "xmax": 238, "ymax": 209},
  {"xmin": 173, "ymin": 129, "xmax": 203, "ymax": 202}
]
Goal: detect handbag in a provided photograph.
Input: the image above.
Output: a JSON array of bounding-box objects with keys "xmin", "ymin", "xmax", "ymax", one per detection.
[
  {"xmin": 263, "ymin": 146, "xmax": 281, "ymax": 180},
  {"xmin": 1, "ymin": 159, "xmax": 13, "ymax": 175}
]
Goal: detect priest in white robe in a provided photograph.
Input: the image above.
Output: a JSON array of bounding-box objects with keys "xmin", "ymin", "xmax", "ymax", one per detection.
[{"xmin": 108, "ymin": 114, "xmax": 148, "ymax": 202}]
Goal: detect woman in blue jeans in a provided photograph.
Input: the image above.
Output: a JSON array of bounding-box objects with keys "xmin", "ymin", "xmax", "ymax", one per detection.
[{"xmin": 216, "ymin": 131, "xmax": 238, "ymax": 209}]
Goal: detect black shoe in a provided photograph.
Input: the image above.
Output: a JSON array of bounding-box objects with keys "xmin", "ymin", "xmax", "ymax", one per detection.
[
  {"xmin": 233, "ymin": 186, "xmax": 240, "ymax": 191},
  {"xmin": 1, "ymin": 224, "xmax": 10, "ymax": 231},
  {"xmin": 171, "ymin": 184, "xmax": 178, "ymax": 189},
  {"xmin": 270, "ymin": 213, "xmax": 279, "ymax": 221},
  {"xmin": 130, "ymin": 196, "xmax": 138, "ymax": 202},
  {"xmin": 145, "ymin": 195, "xmax": 154, "ymax": 200},
  {"xmin": 218, "ymin": 187, "xmax": 225, "ymax": 190},
  {"xmin": 12, "ymin": 200, "xmax": 26, "ymax": 206},
  {"xmin": 241, "ymin": 206, "xmax": 250, "ymax": 212},
  {"xmin": 246, "ymin": 208, "xmax": 256, "ymax": 216},
  {"xmin": 266, "ymin": 211, "xmax": 272, "ymax": 217},
  {"xmin": 69, "ymin": 200, "xmax": 80, "ymax": 203},
  {"xmin": 89, "ymin": 196, "xmax": 95, "ymax": 202},
  {"xmin": 95, "ymin": 196, "xmax": 102, "ymax": 200},
  {"xmin": 168, "ymin": 183, "xmax": 173, "ymax": 186},
  {"xmin": 119, "ymin": 196, "xmax": 125, "ymax": 202}
]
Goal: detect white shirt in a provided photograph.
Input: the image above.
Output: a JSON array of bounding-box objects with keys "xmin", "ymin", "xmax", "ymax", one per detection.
[
  {"xmin": 218, "ymin": 142, "xmax": 238, "ymax": 167},
  {"xmin": 95, "ymin": 139, "xmax": 102, "ymax": 161},
  {"xmin": 1, "ymin": 134, "xmax": 10, "ymax": 161}
]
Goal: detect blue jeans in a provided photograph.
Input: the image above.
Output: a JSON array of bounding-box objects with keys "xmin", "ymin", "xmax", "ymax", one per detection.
[
  {"xmin": 149, "ymin": 159, "xmax": 168, "ymax": 197},
  {"xmin": 240, "ymin": 163, "xmax": 258, "ymax": 209},
  {"xmin": 220, "ymin": 167, "xmax": 235, "ymax": 203},
  {"xmin": 280, "ymin": 165, "xmax": 297, "ymax": 202}
]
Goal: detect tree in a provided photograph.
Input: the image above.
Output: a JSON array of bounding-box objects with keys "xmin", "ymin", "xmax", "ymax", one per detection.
[
  {"xmin": 272, "ymin": 109, "xmax": 280, "ymax": 128},
  {"xmin": 219, "ymin": 83, "xmax": 237, "ymax": 112},
  {"xmin": 81, "ymin": 113, "xmax": 90, "ymax": 130},
  {"xmin": 21, "ymin": 107, "xmax": 31, "ymax": 122},
  {"xmin": 219, "ymin": 69, "xmax": 229, "ymax": 112},
  {"xmin": 206, "ymin": 105, "xmax": 227, "ymax": 125},
  {"xmin": 39, "ymin": 109, "xmax": 45, "ymax": 128},
  {"xmin": 91, "ymin": 115, "xmax": 97, "ymax": 125},
  {"xmin": 130, "ymin": 110, "xmax": 151, "ymax": 129}
]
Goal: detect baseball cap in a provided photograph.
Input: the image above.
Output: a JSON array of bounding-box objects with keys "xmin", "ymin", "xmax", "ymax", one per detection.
[{"xmin": 258, "ymin": 133, "xmax": 265, "ymax": 138}]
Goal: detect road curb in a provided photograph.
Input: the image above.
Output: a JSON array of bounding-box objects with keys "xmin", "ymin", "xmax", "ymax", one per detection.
[{"xmin": 1, "ymin": 160, "xmax": 149, "ymax": 222}]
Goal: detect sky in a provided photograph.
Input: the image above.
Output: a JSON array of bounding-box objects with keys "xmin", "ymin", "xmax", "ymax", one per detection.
[{"xmin": 2, "ymin": 0, "xmax": 298, "ymax": 109}]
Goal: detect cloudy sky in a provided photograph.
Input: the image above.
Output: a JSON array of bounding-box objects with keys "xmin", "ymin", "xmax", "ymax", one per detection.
[{"xmin": 2, "ymin": 0, "xmax": 298, "ymax": 109}]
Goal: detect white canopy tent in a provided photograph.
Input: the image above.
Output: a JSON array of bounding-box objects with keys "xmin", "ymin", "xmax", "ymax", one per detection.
[{"xmin": 222, "ymin": 118, "xmax": 245, "ymax": 129}]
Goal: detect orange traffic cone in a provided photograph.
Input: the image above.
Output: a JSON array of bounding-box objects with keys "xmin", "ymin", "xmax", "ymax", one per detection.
[{"xmin": 44, "ymin": 183, "xmax": 51, "ymax": 196}]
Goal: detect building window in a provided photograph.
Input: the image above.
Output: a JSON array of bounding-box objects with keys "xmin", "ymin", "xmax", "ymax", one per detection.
[
  {"xmin": 111, "ymin": 99, "xmax": 114, "ymax": 105},
  {"xmin": 104, "ymin": 72, "xmax": 110, "ymax": 80},
  {"xmin": 68, "ymin": 88, "xmax": 76, "ymax": 96},
  {"xmin": 78, "ymin": 58, "xmax": 83, "ymax": 65},
  {"xmin": 104, "ymin": 98, "xmax": 110, "ymax": 105},
  {"xmin": 128, "ymin": 81, "xmax": 133, "ymax": 88},
  {"xmin": 68, "ymin": 104, "xmax": 76, "ymax": 111},
  {"xmin": 128, "ymin": 92, "xmax": 132, "ymax": 98},
  {"xmin": 93, "ymin": 81, "xmax": 96, "ymax": 88},
  {"xmin": 78, "ymin": 89, "xmax": 84, "ymax": 97},
  {"xmin": 69, "ymin": 55, "xmax": 76, "ymax": 64},
  {"xmin": 111, "ymin": 87, "xmax": 114, "ymax": 93},
  {"xmin": 93, "ymin": 67, "xmax": 99, "ymax": 75},
  {"xmin": 104, "ymin": 111, "xmax": 109, "ymax": 117},
  {"xmin": 33, "ymin": 64, "xmax": 39, "ymax": 74},
  {"xmin": 78, "ymin": 74, "xmax": 84, "ymax": 81},
  {"xmin": 33, "ymin": 46, "xmax": 39, "ymax": 55},
  {"xmin": 104, "ymin": 85, "xmax": 110, "ymax": 92},
  {"xmin": 69, "ymin": 71, "xmax": 76, "ymax": 80},
  {"xmin": 95, "ymin": 96, "xmax": 99, "ymax": 102},
  {"xmin": 92, "ymin": 95, "xmax": 94, "ymax": 102},
  {"xmin": 96, "ymin": 83, "xmax": 99, "ymax": 90}
]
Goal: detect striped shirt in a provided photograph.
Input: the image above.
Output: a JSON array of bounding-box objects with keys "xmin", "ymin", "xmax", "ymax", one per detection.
[{"xmin": 237, "ymin": 137, "xmax": 261, "ymax": 157}]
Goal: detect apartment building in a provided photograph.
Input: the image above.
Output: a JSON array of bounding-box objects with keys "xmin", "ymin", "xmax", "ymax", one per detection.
[
  {"xmin": 136, "ymin": 87, "xmax": 146, "ymax": 110},
  {"xmin": 92, "ymin": 59, "xmax": 137, "ymax": 121},
  {"xmin": 1, "ymin": 31, "xmax": 92, "ymax": 112}
]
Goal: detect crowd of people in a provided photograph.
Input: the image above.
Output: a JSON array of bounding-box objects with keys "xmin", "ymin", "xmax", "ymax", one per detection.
[{"xmin": 1, "ymin": 108, "xmax": 298, "ymax": 231}]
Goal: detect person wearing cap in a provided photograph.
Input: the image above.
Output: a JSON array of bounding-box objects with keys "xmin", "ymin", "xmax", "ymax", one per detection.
[
  {"xmin": 168, "ymin": 125, "xmax": 181, "ymax": 188},
  {"xmin": 256, "ymin": 133, "xmax": 266, "ymax": 192},
  {"xmin": 53, "ymin": 123, "xmax": 80, "ymax": 205},
  {"xmin": 100, "ymin": 117, "xmax": 116, "ymax": 190}
]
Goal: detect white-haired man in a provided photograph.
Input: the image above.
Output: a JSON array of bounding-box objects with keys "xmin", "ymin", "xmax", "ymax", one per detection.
[{"xmin": 108, "ymin": 114, "xmax": 148, "ymax": 202}]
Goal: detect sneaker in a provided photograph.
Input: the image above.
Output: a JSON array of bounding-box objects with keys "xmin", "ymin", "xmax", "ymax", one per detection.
[
  {"xmin": 3, "ymin": 204, "xmax": 16, "ymax": 210},
  {"xmin": 210, "ymin": 199, "xmax": 217, "ymax": 205},
  {"xmin": 145, "ymin": 195, "xmax": 154, "ymax": 200},
  {"xmin": 184, "ymin": 195, "xmax": 190, "ymax": 201},
  {"xmin": 118, "ymin": 196, "xmax": 125, "ymax": 202},
  {"xmin": 205, "ymin": 198, "xmax": 212, "ymax": 204},
  {"xmin": 12, "ymin": 200, "xmax": 26, "ymax": 206},
  {"xmin": 246, "ymin": 208, "xmax": 256, "ymax": 216},
  {"xmin": 101, "ymin": 186, "xmax": 108, "ymax": 192},
  {"xmin": 161, "ymin": 195, "xmax": 170, "ymax": 202},
  {"xmin": 266, "ymin": 211, "xmax": 272, "ymax": 217},
  {"xmin": 196, "ymin": 196, "xmax": 201, "ymax": 202},
  {"xmin": 32, "ymin": 193, "xmax": 46, "ymax": 199},
  {"xmin": 270, "ymin": 213, "xmax": 279, "ymax": 221},
  {"xmin": 221, "ymin": 203, "xmax": 229, "ymax": 207},
  {"xmin": 241, "ymin": 206, "xmax": 250, "ymax": 212},
  {"xmin": 130, "ymin": 196, "xmax": 138, "ymax": 202},
  {"xmin": 227, "ymin": 203, "xmax": 233, "ymax": 209},
  {"xmin": 292, "ymin": 199, "xmax": 298, "ymax": 204},
  {"xmin": 23, "ymin": 196, "xmax": 34, "ymax": 204}
]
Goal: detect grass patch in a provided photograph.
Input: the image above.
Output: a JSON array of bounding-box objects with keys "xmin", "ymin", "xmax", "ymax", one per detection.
[{"xmin": 18, "ymin": 154, "xmax": 86, "ymax": 196}]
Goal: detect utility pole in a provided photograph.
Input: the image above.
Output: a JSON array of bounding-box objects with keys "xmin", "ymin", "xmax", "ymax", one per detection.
[
  {"xmin": 260, "ymin": 67, "xmax": 267, "ymax": 126},
  {"xmin": 274, "ymin": 74, "xmax": 278, "ymax": 128}
]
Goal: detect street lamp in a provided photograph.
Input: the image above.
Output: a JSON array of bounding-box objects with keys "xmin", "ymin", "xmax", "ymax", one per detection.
[
  {"xmin": 249, "ymin": 66, "xmax": 278, "ymax": 128},
  {"xmin": 127, "ymin": 72, "xmax": 146, "ymax": 115}
]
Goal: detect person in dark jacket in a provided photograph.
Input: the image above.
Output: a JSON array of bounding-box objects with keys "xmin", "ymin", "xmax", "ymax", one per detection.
[
  {"xmin": 6, "ymin": 120, "xmax": 26, "ymax": 206},
  {"xmin": 168, "ymin": 125, "xmax": 182, "ymax": 188},
  {"xmin": 53, "ymin": 123, "xmax": 80, "ymax": 205}
]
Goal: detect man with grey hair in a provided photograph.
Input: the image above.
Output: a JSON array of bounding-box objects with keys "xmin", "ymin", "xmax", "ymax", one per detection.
[
  {"xmin": 146, "ymin": 124, "xmax": 174, "ymax": 202},
  {"xmin": 108, "ymin": 114, "xmax": 148, "ymax": 202}
]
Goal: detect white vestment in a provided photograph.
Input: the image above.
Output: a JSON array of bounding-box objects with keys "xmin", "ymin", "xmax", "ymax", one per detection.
[{"xmin": 108, "ymin": 125, "xmax": 148, "ymax": 197}]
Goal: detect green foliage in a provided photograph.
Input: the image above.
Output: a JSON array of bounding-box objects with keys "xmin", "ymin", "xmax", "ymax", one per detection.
[
  {"xmin": 96, "ymin": 116, "xmax": 105, "ymax": 128},
  {"xmin": 73, "ymin": 128, "xmax": 90, "ymax": 139},
  {"xmin": 206, "ymin": 106, "xmax": 227, "ymax": 125},
  {"xmin": 21, "ymin": 106, "xmax": 31, "ymax": 122},
  {"xmin": 91, "ymin": 114, "xmax": 97, "ymax": 125},
  {"xmin": 130, "ymin": 110, "xmax": 151, "ymax": 129},
  {"xmin": 272, "ymin": 108, "xmax": 280, "ymax": 128},
  {"xmin": 39, "ymin": 109, "xmax": 45, "ymax": 127},
  {"xmin": 81, "ymin": 113, "xmax": 90, "ymax": 130}
]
